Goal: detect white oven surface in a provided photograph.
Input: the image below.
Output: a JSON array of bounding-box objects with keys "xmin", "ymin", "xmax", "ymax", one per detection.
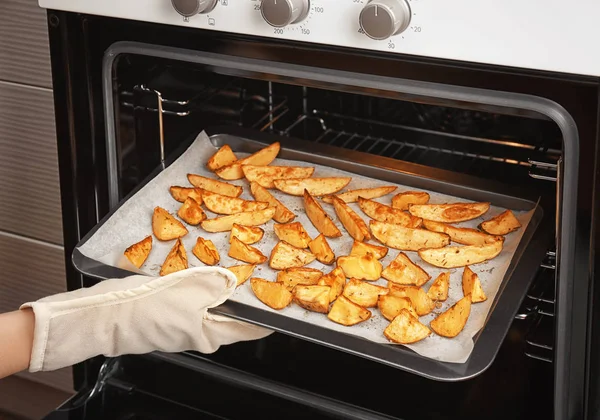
[{"xmin": 39, "ymin": 0, "xmax": 600, "ymax": 77}]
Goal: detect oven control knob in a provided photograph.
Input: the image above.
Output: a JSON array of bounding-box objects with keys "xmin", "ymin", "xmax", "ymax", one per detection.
[
  {"xmin": 260, "ymin": 0, "xmax": 310, "ymax": 27},
  {"xmin": 359, "ymin": 0, "xmax": 411, "ymax": 40},
  {"xmin": 171, "ymin": 0, "xmax": 218, "ymax": 17}
]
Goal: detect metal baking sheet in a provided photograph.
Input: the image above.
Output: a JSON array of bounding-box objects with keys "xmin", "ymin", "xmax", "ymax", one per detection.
[{"xmin": 73, "ymin": 126, "xmax": 547, "ymax": 381}]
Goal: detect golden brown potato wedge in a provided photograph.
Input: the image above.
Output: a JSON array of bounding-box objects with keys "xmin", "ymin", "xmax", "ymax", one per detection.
[
  {"xmin": 322, "ymin": 186, "xmax": 398, "ymax": 204},
  {"xmin": 242, "ymin": 165, "xmax": 315, "ymax": 189},
  {"xmin": 273, "ymin": 222, "xmax": 312, "ymax": 249},
  {"xmin": 327, "ymin": 295, "xmax": 372, "ymax": 326},
  {"xmin": 228, "ymin": 237, "xmax": 267, "ymax": 264},
  {"xmin": 427, "ymin": 272, "xmax": 450, "ymax": 301},
  {"xmin": 358, "ymin": 197, "xmax": 422, "ymax": 228},
  {"xmin": 159, "ymin": 238, "xmax": 188, "ymax": 276},
  {"xmin": 349, "ymin": 240, "xmax": 388, "ymax": 260},
  {"xmin": 370, "ymin": 221, "xmax": 450, "ymax": 251},
  {"xmin": 391, "ymin": 191, "xmax": 430, "ymax": 211},
  {"xmin": 227, "ymin": 264, "xmax": 256, "ymax": 287},
  {"xmin": 408, "ymin": 202, "xmax": 491, "ymax": 223},
  {"xmin": 216, "ymin": 142, "xmax": 281, "ymax": 180},
  {"xmin": 422, "ymin": 220, "xmax": 498, "ymax": 246},
  {"xmin": 187, "ymin": 174, "xmax": 243, "ymax": 198},
  {"xmin": 430, "ymin": 295, "xmax": 472, "ymax": 338},
  {"xmin": 343, "ymin": 278, "xmax": 389, "ymax": 308},
  {"xmin": 277, "ymin": 268, "xmax": 323, "ymax": 291},
  {"xmin": 293, "ymin": 285, "xmax": 331, "ymax": 314},
  {"xmin": 318, "ymin": 267, "xmax": 346, "ymax": 303},
  {"xmin": 229, "ymin": 224, "xmax": 264, "ymax": 245},
  {"xmin": 202, "ymin": 190, "xmax": 268, "ymax": 215},
  {"xmin": 269, "ymin": 241, "xmax": 316, "ymax": 270},
  {"xmin": 388, "ymin": 284, "xmax": 435, "ymax": 316},
  {"xmin": 462, "ymin": 266, "xmax": 487, "ymax": 303},
  {"xmin": 303, "ymin": 190, "xmax": 342, "ymax": 238},
  {"xmin": 332, "ymin": 196, "xmax": 371, "ymax": 241},
  {"xmin": 418, "ymin": 236, "xmax": 504, "ymax": 268},
  {"xmin": 170, "ymin": 186, "xmax": 203, "ymax": 204},
  {"xmin": 250, "ymin": 278, "xmax": 292, "ymax": 310},
  {"xmin": 192, "ymin": 237, "xmax": 220, "ymax": 266},
  {"xmin": 378, "ymin": 295, "xmax": 418, "ymax": 321},
  {"xmin": 124, "ymin": 236, "xmax": 152, "ymax": 268},
  {"xmin": 177, "ymin": 197, "xmax": 207, "ymax": 226},
  {"xmin": 152, "ymin": 207, "xmax": 189, "ymax": 241},
  {"xmin": 479, "ymin": 209, "xmax": 522, "ymax": 235},
  {"xmin": 384, "ymin": 309, "xmax": 431, "ymax": 344},
  {"xmin": 207, "ymin": 145, "xmax": 237, "ymax": 172},
  {"xmin": 274, "ymin": 177, "xmax": 352, "ymax": 197},
  {"xmin": 382, "ymin": 252, "xmax": 431, "ymax": 286},
  {"xmin": 201, "ymin": 207, "xmax": 276, "ymax": 233},
  {"xmin": 249, "ymin": 181, "xmax": 295, "ymax": 224},
  {"xmin": 308, "ymin": 234, "xmax": 335, "ymax": 265},
  {"xmin": 337, "ymin": 254, "xmax": 382, "ymax": 281}
]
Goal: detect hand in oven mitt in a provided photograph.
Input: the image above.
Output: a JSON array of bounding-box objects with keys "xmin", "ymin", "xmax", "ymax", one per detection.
[{"xmin": 20, "ymin": 267, "xmax": 273, "ymax": 372}]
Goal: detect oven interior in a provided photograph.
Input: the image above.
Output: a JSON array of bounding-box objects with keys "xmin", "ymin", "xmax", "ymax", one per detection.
[{"xmin": 108, "ymin": 54, "xmax": 561, "ymax": 419}]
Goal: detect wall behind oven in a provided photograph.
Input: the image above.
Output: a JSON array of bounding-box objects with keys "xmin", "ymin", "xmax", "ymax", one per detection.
[{"xmin": 0, "ymin": 0, "xmax": 73, "ymax": 417}]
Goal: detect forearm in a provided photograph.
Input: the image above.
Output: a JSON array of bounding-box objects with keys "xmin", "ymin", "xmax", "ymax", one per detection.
[{"xmin": 0, "ymin": 309, "xmax": 34, "ymax": 379}]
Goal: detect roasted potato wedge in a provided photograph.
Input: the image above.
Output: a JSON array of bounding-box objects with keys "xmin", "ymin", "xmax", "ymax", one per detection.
[
  {"xmin": 177, "ymin": 197, "xmax": 207, "ymax": 225},
  {"xmin": 378, "ymin": 295, "xmax": 418, "ymax": 321},
  {"xmin": 202, "ymin": 190, "xmax": 268, "ymax": 215},
  {"xmin": 337, "ymin": 254, "xmax": 383, "ymax": 281},
  {"xmin": 227, "ymin": 264, "xmax": 256, "ymax": 287},
  {"xmin": 274, "ymin": 177, "xmax": 352, "ymax": 197},
  {"xmin": 462, "ymin": 266, "xmax": 487, "ymax": 303},
  {"xmin": 228, "ymin": 237, "xmax": 267, "ymax": 264},
  {"xmin": 249, "ymin": 181, "xmax": 295, "ymax": 224},
  {"xmin": 427, "ymin": 272, "xmax": 450, "ymax": 301},
  {"xmin": 391, "ymin": 191, "xmax": 430, "ymax": 211},
  {"xmin": 269, "ymin": 241, "xmax": 316, "ymax": 270},
  {"xmin": 192, "ymin": 237, "xmax": 220, "ymax": 266},
  {"xmin": 418, "ymin": 236, "xmax": 504, "ymax": 268},
  {"xmin": 327, "ymin": 295, "xmax": 372, "ymax": 326},
  {"xmin": 273, "ymin": 222, "xmax": 312, "ymax": 249},
  {"xmin": 170, "ymin": 186, "xmax": 203, "ymax": 204},
  {"xmin": 479, "ymin": 209, "xmax": 522, "ymax": 235},
  {"xmin": 322, "ymin": 186, "xmax": 398, "ymax": 204},
  {"xmin": 303, "ymin": 189, "xmax": 342, "ymax": 238},
  {"xmin": 343, "ymin": 278, "xmax": 389, "ymax": 308},
  {"xmin": 423, "ymin": 220, "xmax": 498, "ymax": 246},
  {"xmin": 388, "ymin": 284, "xmax": 435, "ymax": 316},
  {"xmin": 124, "ymin": 236, "xmax": 152, "ymax": 268},
  {"xmin": 308, "ymin": 234, "xmax": 335, "ymax": 265},
  {"xmin": 229, "ymin": 223, "xmax": 264, "ymax": 245},
  {"xmin": 242, "ymin": 165, "xmax": 315, "ymax": 189},
  {"xmin": 370, "ymin": 221, "xmax": 449, "ymax": 251},
  {"xmin": 384, "ymin": 309, "xmax": 431, "ymax": 344},
  {"xmin": 277, "ymin": 267, "xmax": 323, "ymax": 291},
  {"xmin": 382, "ymin": 252, "xmax": 431, "ymax": 286},
  {"xmin": 215, "ymin": 142, "xmax": 281, "ymax": 180},
  {"xmin": 250, "ymin": 278, "xmax": 292, "ymax": 310},
  {"xmin": 187, "ymin": 174, "xmax": 243, "ymax": 198},
  {"xmin": 318, "ymin": 267, "xmax": 346, "ymax": 302},
  {"xmin": 430, "ymin": 295, "xmax": 472, "ymax": 338},
  {"xmin": 332, "ymin": 196, "xmax": 371, "ymax": 241},
  {"xmin": 207, "ymin": 145, "xmax": 237, "ymax": 172},
  {"xmin": 358, "ymin": 197, "xmax": 422, "ymax": 228},
  {"xmin": 349, "ymin": 240, "xmax": 388, "ymax": 260},
  {"xmin": 293, "ymin": 285, "xmax": 331, "ymax": 314},
  {"xmin": 152, "ymin": 207, "xmax": 189, "ymax": 241},
  {"xmin": 160, "ymin": 238, "xmax": 188, "ymax": 276},
  {"xmin": 201, "ymin": 207, "xmax": 276, "ymax": 232},
  {"xmin": 408, "ymin": 202, "xmax": 490, "ymax": 223}
]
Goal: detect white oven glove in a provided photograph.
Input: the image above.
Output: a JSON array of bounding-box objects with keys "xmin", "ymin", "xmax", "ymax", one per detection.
[{"xmin": 20, "ymin": 267, "xmax": 273, "ymax": 373}]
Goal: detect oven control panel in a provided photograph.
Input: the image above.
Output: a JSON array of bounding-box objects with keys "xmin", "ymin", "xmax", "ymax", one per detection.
[{"xmin": 39, "ymin": 0, "xmax": 600, "ymax": 77}]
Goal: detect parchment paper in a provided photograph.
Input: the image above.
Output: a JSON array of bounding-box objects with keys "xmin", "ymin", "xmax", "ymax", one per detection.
[{"xmin": 78, "ymin": 131, "xmax": 535, "ymax": 363}]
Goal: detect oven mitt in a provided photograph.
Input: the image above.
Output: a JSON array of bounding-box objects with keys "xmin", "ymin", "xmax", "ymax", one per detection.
[{"xmin": 19, "ymin": 267, "xmax": 273, "ymax": 373}]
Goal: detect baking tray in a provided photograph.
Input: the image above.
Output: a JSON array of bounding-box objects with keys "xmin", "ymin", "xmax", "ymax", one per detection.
[{"xmin": 73, "ymin": 126, "xmax": 550, "ymax": 381}]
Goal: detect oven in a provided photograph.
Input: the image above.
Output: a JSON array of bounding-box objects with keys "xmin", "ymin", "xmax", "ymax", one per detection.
[{"xmin": 38, "ymin": 1, "xmax": 599, "ymax": 419}]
